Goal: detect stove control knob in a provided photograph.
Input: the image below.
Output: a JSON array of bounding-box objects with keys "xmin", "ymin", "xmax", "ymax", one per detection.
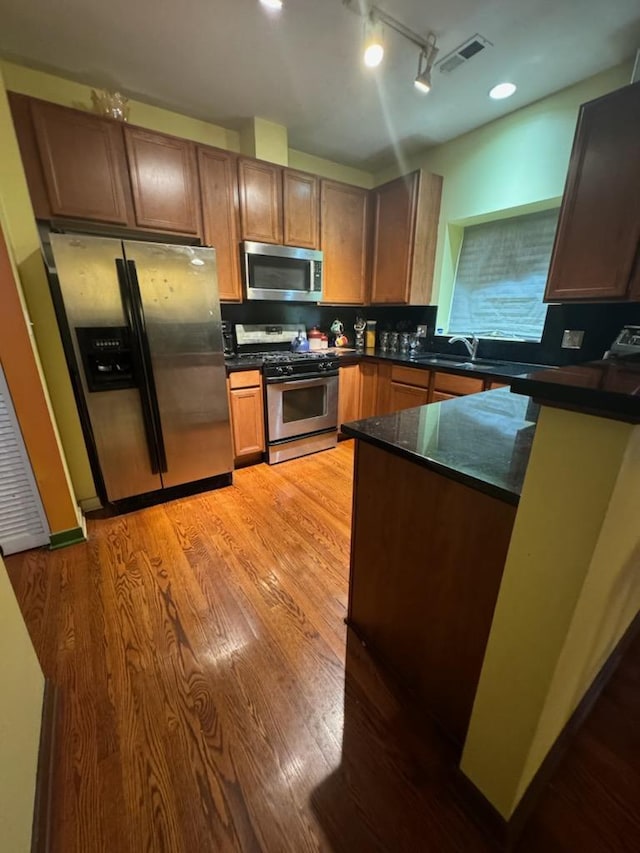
[
  {"xmin": 286, "ymin": 365, "xmax": 294, "ymax": 375},
  {"xmin": 275, "ymin": 366, "xmax": 284, "ymax": 375}
]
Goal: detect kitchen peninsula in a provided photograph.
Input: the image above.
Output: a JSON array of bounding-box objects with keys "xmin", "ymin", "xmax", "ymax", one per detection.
[{"xmin": 343, "ymin": 358, "xmax": 640, "ymax": 834}]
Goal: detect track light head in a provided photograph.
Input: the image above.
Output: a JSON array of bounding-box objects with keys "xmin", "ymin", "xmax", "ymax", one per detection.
[
  {"xmin": 363, "ymin": 14, "xmax": 384, "ymax": 68},
  {"xmin": 414, "ymin": 37, "xmax": 438, "ymax": 94}
]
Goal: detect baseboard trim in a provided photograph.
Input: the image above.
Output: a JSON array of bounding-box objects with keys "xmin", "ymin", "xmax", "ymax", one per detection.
[
  {"xmin": 456, "ymin": 609, "xmax": 640, "ymax": 850},
  {"xmin": 31, "ymin": 680, "xmax": 60, "ymax": 853},
  {"xmin": 49, "ymin": 526, "xmax": 86, "ymax": 550}
]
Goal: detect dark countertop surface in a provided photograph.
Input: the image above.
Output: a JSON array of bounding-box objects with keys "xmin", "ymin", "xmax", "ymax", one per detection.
[
  {"xmin": 342, "ymin": 388, "xmax": 539, "ymax": 505},
  {"xmin": 226, "ymin": 349, "xmax": 555, "ymax": 381},
  {"xmin": 510, "ymin": 356, "xmax": 640, "ymax": 423}
]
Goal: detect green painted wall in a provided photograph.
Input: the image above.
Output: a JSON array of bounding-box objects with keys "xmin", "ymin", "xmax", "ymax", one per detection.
[{"xmin": 375, "ymin": 61, "xmax": 633, "ymax": 329}]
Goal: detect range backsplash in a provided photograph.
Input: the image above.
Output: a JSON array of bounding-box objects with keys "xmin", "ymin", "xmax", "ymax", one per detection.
[
  {"xmin": 221, "ymin": 302, "xmax": 437, "ymax": 344},
  {"xmin": 221, "ymin": 300, "xmax": 640, "ymax": 365}
]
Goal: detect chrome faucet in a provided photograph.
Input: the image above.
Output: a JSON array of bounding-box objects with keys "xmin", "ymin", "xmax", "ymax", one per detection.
[{"xmin": 449, "ymin": 334, "xmax": 480, "ymax": 361}]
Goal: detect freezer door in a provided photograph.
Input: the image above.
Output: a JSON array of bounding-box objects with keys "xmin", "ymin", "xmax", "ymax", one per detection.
[
  {"xmin": 123, "ymin": 241, "xmax": 233, "ymax": 487},
  {"xmin": 49, "ymin": 233, "xmax": 163, "ymax": 501}
]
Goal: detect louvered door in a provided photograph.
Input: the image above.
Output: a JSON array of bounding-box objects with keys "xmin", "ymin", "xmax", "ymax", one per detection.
[{"xmin": 0, "ymin": 366, "xmax": 49, "ymax": 555}]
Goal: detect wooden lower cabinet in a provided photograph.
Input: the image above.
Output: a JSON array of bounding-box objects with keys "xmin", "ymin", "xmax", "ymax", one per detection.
[
  {"xmin": 227, "ymin": 371, "xmax": 265, "ymax": 463},
  {"xmin": 432, "ymin": 391, "xmax": 456, "ymax": 402},
  {"xmin": 389, "ymin": 382, "xmax": 429, "ymax": 411},
  {"xmin": 339, "ymin": 364, "xmax": 362, "ymax": 431},
  {"xmin": 360, "ymin": 361, "xmax": 380, "ymax": 419}
]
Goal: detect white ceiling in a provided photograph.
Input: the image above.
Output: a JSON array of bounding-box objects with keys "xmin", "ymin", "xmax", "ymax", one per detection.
[{"xmin": 0, "ymin": 0, "xmax": 639, "ymax": 171}]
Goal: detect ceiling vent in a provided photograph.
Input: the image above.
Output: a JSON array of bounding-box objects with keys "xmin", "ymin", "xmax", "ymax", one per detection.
[{"xmin": 436, "ymin": 34, "xmax": 492, "ymax": 74}]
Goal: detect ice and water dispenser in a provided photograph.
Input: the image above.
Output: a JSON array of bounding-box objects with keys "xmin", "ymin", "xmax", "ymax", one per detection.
[{"xmin": 75, "ymin": 327, "xmax": 136, "ymax": 392}]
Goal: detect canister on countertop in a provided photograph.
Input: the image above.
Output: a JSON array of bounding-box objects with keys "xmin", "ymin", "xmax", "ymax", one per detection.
[
  {"xmin": 308, "ymin": 326, "xmax": 323, "ymax": 351},
  {"xmin": 366, "ymin": 320, "xmax": 377, "ymax": 350}
]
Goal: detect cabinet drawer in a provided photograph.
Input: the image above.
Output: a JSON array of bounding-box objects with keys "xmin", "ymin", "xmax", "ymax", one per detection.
[
  {"xmin": 390, "ymin": 365, "xmax": 431, "ymax": 389},
  {"xmin": 228, "ymin": 370, "xmax": 262, "ymax": 389},
  {"xmin": 487, "ymin": 381, "xmax": 509, "ymax": 390},
  {"xmin": 432, "ymin": 391, "xmax": 456, "ymax": 403},
  {"xmin": 433, "ymin": 372, "xmax": 484, "ymax": 395}
]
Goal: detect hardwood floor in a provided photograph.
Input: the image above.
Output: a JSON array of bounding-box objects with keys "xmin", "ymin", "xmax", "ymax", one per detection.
[{"xmin": 5, "ymin": 440, "xmax": 640, "ymax": 852}]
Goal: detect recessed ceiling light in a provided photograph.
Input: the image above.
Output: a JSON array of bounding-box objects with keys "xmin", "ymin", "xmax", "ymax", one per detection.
[
  {"xmin": 489, "ymin": 82, "xmax": 516, "ymax": 100},
  {"xmin": 260, "ymin": 0, "xmax": 283, "ymax": 10}
]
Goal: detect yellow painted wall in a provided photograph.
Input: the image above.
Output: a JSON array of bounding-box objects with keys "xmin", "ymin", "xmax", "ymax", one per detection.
[
  {"xmin": 0, "ymin": 553, "xmax": 44, "ymax": 852},
  {"xmin": 0, "ymin": 67, "xmax": 97, "ymax": 508},
  {"xmin": 289, "ymin": 149, "xmax": 374, "ymax": 189},
  {"xmin": 1, "ymin": 60, "xmax": 241, "ymax": 151},
  {"xmin": 461, "ymin": 406, "xmax": 638, "ymax": 818},
  {"xmin": 374, "ymin": 62, "xmax": 633, "ymax": 323}
]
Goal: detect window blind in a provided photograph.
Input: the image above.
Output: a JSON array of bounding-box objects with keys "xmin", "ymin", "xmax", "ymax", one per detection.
[{"xmin": 448, "ymin": 208, "xmax": 559, "ymax": 341}]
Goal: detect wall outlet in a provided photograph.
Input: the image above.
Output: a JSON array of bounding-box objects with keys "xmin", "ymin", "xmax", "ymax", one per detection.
[
  {"xmin": 561, "ymin": 330, "xmax": 585, "ymax": 349},
  {"xmin": 416, "ymin": 325, "xmax": 428, "ymax": 338}
]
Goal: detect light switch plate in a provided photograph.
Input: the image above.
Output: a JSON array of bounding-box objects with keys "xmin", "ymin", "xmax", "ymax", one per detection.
[
  {"xmin": 416, "ymin": 325, "xmax": 428, "ymax": 338},
  {"xmin": 561, "ymin": 330, "xmax": 585, "ymax": 349}
]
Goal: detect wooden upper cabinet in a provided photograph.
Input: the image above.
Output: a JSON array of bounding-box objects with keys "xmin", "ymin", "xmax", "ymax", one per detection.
[
  {"xmin": 320, "ymin": 180, "xmax": 369, "ymax": 304},
  {"xmin": 238, "ymin": 158, "xmax": 283, "ymax": 244},
  {"xmin": 29, "ymin": 99, "xmax": 130, "ymax": 224},
  {"xmin": 198, "ymin": 146, "xmax": 242, "ymax": 302},
  {"xmin": 371, "ymin": 169, "xmax": 442, "ymax": 305},
  {"xmin": 545, "ymin": 82, "xmax": 640, "ymax": 302},
  {"xmin": 283, "ymin": 169, "xmax": 319, "ymax": 248},
  {"xmin": 124, "ymin": 127, "xmax": 200, "ymax": 234}
]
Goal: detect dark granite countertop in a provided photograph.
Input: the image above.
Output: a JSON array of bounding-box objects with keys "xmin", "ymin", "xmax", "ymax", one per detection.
[
  {"xmin": 226, "ymin": 349, "xmax": 555, "ymax": 380},
  {"xmin": 510, "ymin": 357, "xmax": 640, "ymax": 423},
  {"xmin": 342, "ymin": 388, "xmax": 539, "ymax": 505}
]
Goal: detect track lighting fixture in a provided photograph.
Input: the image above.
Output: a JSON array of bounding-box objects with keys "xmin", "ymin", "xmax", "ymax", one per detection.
[
  {"xmin": 363, "ymin": 14, "xmax": 384, "ymax": 68},
  {"xmin": 344, "ymin": 1, "xmax": 438, "ymax": 92},
  {"xmin": 414, "ymin": 35, "xmax": 438, "ymax": 94}
]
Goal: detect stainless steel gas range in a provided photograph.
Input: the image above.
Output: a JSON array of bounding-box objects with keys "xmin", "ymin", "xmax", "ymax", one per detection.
[{"xmin": 232, "ymin": 325, "xmax": 339, "ymax": 464}]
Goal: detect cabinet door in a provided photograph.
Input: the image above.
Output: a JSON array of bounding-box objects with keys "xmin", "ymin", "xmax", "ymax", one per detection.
[
  {"xmin": 283, "ymin": 169, "xmax": 319, "ymax": 248},
  {"xmin": 124, "ymin": 127, "xmax": 200, "ymax": 234},
  {"xmin": 238, "ymin": 158, "xmax": 283, "ymax": 244},
  {"xmin": 432, "ymin": 391, "xmax": 456, "ymax": 403},
  {"xmin": 320, "ymin": 180, "xmax": 369, "ymax": 304},
  {"xmin": 198, "ymin": 147, "xmax": 242, "ymax": 301},
  {"xmin": 30, "ymin": 99, "xmax": 130, "ymax": 224},
  {"xmin": 360, "ymin": 361, "xmax": 379, "ymax": 419},
  {"xmin": 389, "ymin": 382, "xmax": 429, "ymax": 413},
  {"xmin": 371, "ymin": 173, "xmax": 419, "ymax": 304},
  {"xmin": 545, "ymin": 82, "xmax": 640, "ymax": 301},
  {"xmin": 339, "ymin": 364, "xmax": 362, "ymax": 429},
  {"xmin": 229, "ymin": 385, "xmax": 265, "ymax": 457}
]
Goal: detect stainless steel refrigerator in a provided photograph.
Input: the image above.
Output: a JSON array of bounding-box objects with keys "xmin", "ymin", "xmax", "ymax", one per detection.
[{"xmin": 48, "ymin": 233, "xmax": 233, "ymax": 507}]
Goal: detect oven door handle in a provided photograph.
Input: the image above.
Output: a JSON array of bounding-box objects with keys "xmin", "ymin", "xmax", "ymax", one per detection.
[{"xmin": 266, "ymin": 373, "xmax": 338, "ymax": 386}]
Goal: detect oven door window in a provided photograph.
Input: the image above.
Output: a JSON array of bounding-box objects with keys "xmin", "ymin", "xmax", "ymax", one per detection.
[
  {"xmin": 248, "ymin": 255, "xmax": 310, "ymax": 293},
  {"xmin": 267, "ymin": 375, "xmax": 338, "ymax": 442},
  {"xmin": 283, "ymin": 385, "xmax": 326, "ymax": 423}
]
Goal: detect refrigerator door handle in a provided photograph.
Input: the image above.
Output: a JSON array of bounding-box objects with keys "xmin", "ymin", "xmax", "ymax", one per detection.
[
  {"xmin": 115, "ymin": 258, "xmax": 163, "ymax": 476},
  {"xmin": 126, "ymin": 259, "xmax": 169, "ymax": 474}
]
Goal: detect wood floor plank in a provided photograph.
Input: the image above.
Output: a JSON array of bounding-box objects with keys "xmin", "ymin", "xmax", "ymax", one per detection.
[{"xmin": 5, "ymin": 440, "xmax": 639, "ymax": 852}]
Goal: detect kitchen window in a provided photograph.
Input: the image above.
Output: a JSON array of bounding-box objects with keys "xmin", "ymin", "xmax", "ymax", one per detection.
[{"xmin": 448, "ymin": 208, "xmax": 559, "ymax": 342}]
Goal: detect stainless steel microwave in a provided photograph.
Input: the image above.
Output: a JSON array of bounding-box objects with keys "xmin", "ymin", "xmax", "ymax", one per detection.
[{"xmin": 242, "ymin": 241, "xmax": 323, "ymax": 302}]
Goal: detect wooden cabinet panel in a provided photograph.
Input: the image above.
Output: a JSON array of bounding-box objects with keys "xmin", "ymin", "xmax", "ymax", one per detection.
[
  {"xmin": 198, "ymin": 146, "xmax": 242, "ymax": 302},
  {"xmin": 283, "ymin": 170, "xmax": 319, "ymax": 248},
  {"xmin": 339, "ymin": 364, "xmax": 362, "ymax": 430},
  {"xmin": 227, "ymin": 379, "xmax": 265, "ymax": 459},
  {"xmin": 432, "ymin": 391, "xmax": 456, "ymax": 403},
  {"xmin": 375, "ymin": 362, "xmax": 393, "ymax": 416},
  {"xmin": 30, "ymin": 99, "xmax": 130, "ymax": 224},
  {"xmin": 238, "ymin": 158, "xmax": 283, "ymax": 244},
  {"xmin": 487, "ymin": 381, "xmax": 508, "ymax": 391},
  {"xmin": 545, "ymin": 82, "xmax": 640, "ymax": 302},
  {"xmin": 390, "ymin": 365, "xmax": 431, "ymax": 389},
  {"xmin": 228, "ymin": 370, "xmax": 262, "ymax": 390},
  {"xmin": 433, "ymin": 372, "xmax": 484, "ymax": 396},
  {"xmin": 124, "ymin": 127, "xmax": 200, "ymax": 234},
  {"xmin": 359, "ymin": 361, "xmax": 379, "ymax": 419},
  {"xmin": 389, "ymin": 382, "xmax": 429, "ymax": 412},
  {"xmin": 320, "ymin": 180, "xmax": 369, "ymax": 304},
  {"xmin": 371, "ymin": 170, "xmax": 442, "ymax": 305}
]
